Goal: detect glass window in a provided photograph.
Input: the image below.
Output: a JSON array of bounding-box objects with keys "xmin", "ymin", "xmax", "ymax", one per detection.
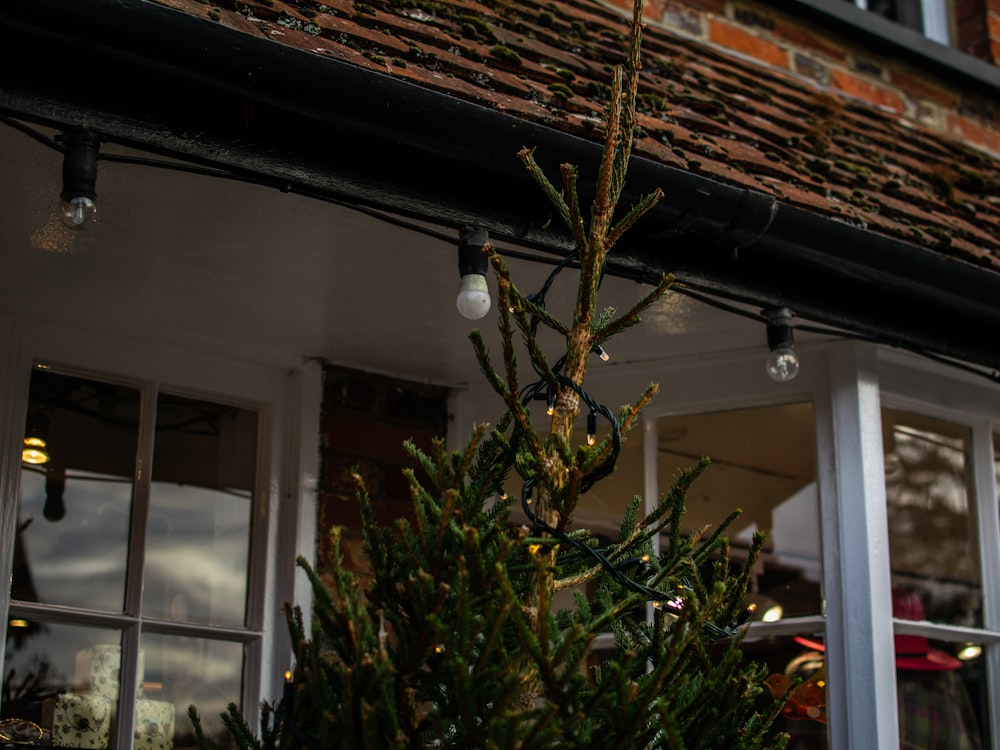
[
  {"xmin": 143, "ymin": 392, "xmax": 256, "ymax": 628},
  {"xmin": 658, "ymin": 403, "xmax": 822, "ymax": 619},
  {"xmin": 836, "ymin": 0, "xmax": 950, "ymax": 43},
  {"xmin": 658, "ymin": 403, "xmax": 825, "ymax": 747},
  {"xmin": 844, "ymin": 0, "xmax": 926, "ymax": 33},
  {"xmin": 13, "ymin": 374, "xmax": 140, "ymax": 612},
  {"xmin": 883, "ymin": 408, "xmax": 980, "ymax": 626},
  {"xmin": 4, "ymin": 367, "xmax": 259, "ymax": 749},
  {"xmin": 139, "ymin": 633, "xmax": 244, "ymax": 749},
  {"xmin": 1, "ymin": 623, "xmax": 122, "ymax": 748},
  {"xmin": 882, "ymin": 408, "xmax": 989, "ymax": 748}
]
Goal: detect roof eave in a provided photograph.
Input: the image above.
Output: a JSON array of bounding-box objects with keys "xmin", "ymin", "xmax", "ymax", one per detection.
[{"xmin": 3, "ymin": 0, "xmax": 1000, "ymax": 372}]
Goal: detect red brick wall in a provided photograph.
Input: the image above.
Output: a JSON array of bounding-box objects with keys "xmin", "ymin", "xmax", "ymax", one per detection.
[
  {"xmin": 316, "ymin": 364, "xmax": 450, "ymax": 578},
  {"xmin": 615, "ymin": 0, "xmax": 1000, "ymax": 156},
  {"xmin": 956, "ymin": 0, "xmax": 1000, "ymax": 62}
]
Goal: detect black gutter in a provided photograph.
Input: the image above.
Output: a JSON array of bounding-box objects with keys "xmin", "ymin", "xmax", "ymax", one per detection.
[{"xmin": 2, "ymin": 0, "xmax": 1000, "ymax": 371}]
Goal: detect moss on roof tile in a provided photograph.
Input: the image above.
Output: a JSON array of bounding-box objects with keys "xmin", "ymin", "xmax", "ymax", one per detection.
[{"xmin": 153, "ymin": 0, "xmax": 1000, "ymax": 268}]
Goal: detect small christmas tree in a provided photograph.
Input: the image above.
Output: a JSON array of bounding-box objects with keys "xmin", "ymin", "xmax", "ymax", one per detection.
[{"xmin": 191, "ymin": 1, "xmax": 788, "ymax": 746}]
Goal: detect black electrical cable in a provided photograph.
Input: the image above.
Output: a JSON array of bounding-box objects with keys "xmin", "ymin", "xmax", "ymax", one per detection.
[
  {"xmin": 505, "ymin": 248, "xmax": 743, "ymax": 639},
  {"xmin": 4, "ymin": 114, "xmax": 998, "ymax": 387}
]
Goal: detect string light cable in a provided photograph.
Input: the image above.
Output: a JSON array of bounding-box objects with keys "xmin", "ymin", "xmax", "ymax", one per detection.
[
  {"xmin": 3, "ymin": 115, "xmax": 998, "ymax": 384},
  {"xmin": 500, "ymin": 246, "xmax": 745, "ymax": 640}
]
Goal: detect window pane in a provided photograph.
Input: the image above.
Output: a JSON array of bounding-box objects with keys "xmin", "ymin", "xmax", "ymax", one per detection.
[
  {"xmin": 883, "ymin": 409, "xmax": 981, "ymax": 626},
  {"xmin": 2, "ymin": 622, "xmax": 121, "ymax": 748},
  {"xmin": 142, "ymin": 394, "xmax": 257, "ymax": 627},
  {"xmin": 14, "ymin": 370, "xmax": 139, "ymax": 612},
  {"xmin": 141, "ymin": 632, "xmax": 243, "ymax": 750},
  {"xmin": 658, "ymin": 403, "xmax": 822, "ymax": 619},
  {"xmin": 844, "ymin": 0, "xmax": 925, "ymax": 32},
  {"xmin": 745, "ymin": 634, "xmax": 829, "ymax": 748},
  {"xmin": 659, "ymin": 404, "xmax": 823, "ymax": 745},
  {"xmin": 886, "ymin": 417, "xmax": 988, "ymax": 747},
  {"xmin": 895, "ymin": 635, "xmax": 988, "ymax": 748}
]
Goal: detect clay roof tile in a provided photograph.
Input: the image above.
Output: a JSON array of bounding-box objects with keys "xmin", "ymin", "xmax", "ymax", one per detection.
[{"xmin": 152, "ymin": 0, "xmax": 1000, "ymax": 269}]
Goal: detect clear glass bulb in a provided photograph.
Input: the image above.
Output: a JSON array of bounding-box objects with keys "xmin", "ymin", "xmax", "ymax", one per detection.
[
  {"xmin": 456, "ymin": 274, "xmax": 491, "ymax": 319},
  {"xmin": 60, "ymin": 196, "xmax": 97, "ymax": 229},
  {"xmin": 766, "ymin": 348, "xmax": 800, "ymax": 382}
]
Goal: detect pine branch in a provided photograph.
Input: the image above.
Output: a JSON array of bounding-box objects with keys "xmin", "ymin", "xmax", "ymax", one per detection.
[{"xmin": 200, "ymin": 0, "xmax": 791, "ymax": 745}]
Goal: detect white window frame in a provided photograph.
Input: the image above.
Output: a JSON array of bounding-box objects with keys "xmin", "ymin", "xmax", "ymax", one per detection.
[
  {"xmin": 847, "ymin": 0, "xmax": 949, "ymax": 43},
  {"xmin": 0, "ymin": 315, "xmax": 321, "ymax": 747},
  {"xmin": 453, "ymin": 338, "xmax": 1000, "ymax": 748},
  {"xmin": 454, "ymin": 343, "xmax": 844, "ymax": 729},
  {"xmin": 877, "ymin": 348, "xmax": 1000, "ymax": 749}
]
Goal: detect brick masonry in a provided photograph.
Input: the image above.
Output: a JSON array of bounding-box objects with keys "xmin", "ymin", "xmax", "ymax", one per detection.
[
  {"xmin": 649, "ymin": 0, "xmax": 1000, "ymax": 155},
  {"xmin": 316, "ymin": 363, "xmax": 450, "ymax": 580}
]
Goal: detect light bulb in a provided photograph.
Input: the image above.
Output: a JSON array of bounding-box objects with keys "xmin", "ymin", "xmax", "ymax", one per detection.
[
  {"xmin": 763, "ymin": 307, "xmax": 799, "ymax": 382},
  {"xmin": 22, "ymin": 411, "xmax": 50, "ymax": 465},
  {"xmin": 59, "ymin": 129, "xmax": 100, "ymax": 231},
  {"xmin": 60, "ymin": 196, "xmax": 97, "ymax": 229},
  {"xmin": 456, "ymin": 274, "xmax": 491, "ymax": 319},
  {"xmin": 957, "ymin": 643, "xmax": 982, "ymax": 661},
  {"xmin": 455, "ymin": 226, "xmax": 491, "ymax": 319},
  {"xmin": 766, "ymin": 347, "xmax": 800, "ymax": 382},
  {"xmin": 760, "ymin": 603, "xmax": 784, "ymax": 622},
  {"xmin": 21, "ymin": 437, "xmax": 49, "ymax": 465}
]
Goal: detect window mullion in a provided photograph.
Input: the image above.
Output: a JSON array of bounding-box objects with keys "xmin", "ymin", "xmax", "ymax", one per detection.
[
  {"xmin": 971, "ymin": 422, "xmax": 1000, "ymax": 749},
  {"xmin": 115, "ymin": 381, "xmax": 157, "ymax": 750},
  {"xmin": 0, "ymin": 316, "xmax": 30, "ymax": 691},
  {"xmin": 823, "ymin": 342, "xmax": 898, "ymax": 748},
  {"xmin": 971, "ymin": 423, "xmax": 1000, "ymax": 632},
  {"xmin": 125, "ymin": 381, "xmax": 157, "ymax": 617}
]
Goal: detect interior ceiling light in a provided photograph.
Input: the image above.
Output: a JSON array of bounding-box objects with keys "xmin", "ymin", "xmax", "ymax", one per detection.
[
  {"xmin": 957, "ymin": 643, "xmax": 982, "ymax": 661},
  {"xmin": 59, "ymin": 128, "xmax": 101, "ymax": 230},
  {"xmin": 456, "ymin": 226, "xmax": 491, "ymax": 320},
  {"xmin": 764, "ymin": 307, "xmax": 800, "ymax": 383},
  {"xmin": 21, "ymin": 412, "xmax": 50, "ymax": 466}
]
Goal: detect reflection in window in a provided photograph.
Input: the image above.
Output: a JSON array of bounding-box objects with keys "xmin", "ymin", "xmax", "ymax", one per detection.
[
  {"xmin": 883, "ymin": 410, "xmax": 988, "ymax": 748},
  {"xmin": 140, "ymin": 633, "xmax": 243, "ymax": 750},
  {"xmin": 658, "ymin": 403, "xmax": 821, "ymax": 619},
  {"xmin": 842, "ymin": 0, "xmax": 925, "ymax": 33},
  {"xmin": 892, "ymin": 589, "xmax": 986, "ymax": 749},
  {"xmin": 659, "ymin": 403, "xmax": 823, "ymax": 747},
  {"xmin": 1, "ymin": 622, "xmax": 121, "ymax": 748},
  {"xmin": 6, "ymin": 368, "xmax": 258, "ymax": 749},
  {"xmin": 143, "ymin": 393, "xmax": 257, "ymax": 627},
  {"xmin": 883, "ymin": 409, "xmax": 980, "ymax": 626},
  {"xmin": 12, "ymin": 372, "xmax": 139, "ymax": 612}
]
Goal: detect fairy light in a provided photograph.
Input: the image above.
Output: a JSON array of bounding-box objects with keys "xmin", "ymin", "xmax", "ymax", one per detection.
[{"xmin": 506, "ymin": 250, "xmax": 742, "ymax": 641}]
